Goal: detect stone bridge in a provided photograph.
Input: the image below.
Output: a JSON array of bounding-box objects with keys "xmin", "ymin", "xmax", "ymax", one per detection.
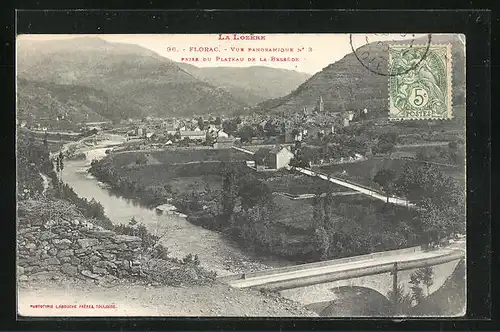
[{"xmin": 220, "ymin": 245, "xmax": 464, "ymax": 305}]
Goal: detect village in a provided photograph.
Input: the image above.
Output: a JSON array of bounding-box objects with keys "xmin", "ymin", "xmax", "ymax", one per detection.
[
  {"xmin": 27, "ymin": 96, "xmax": 369, "ymax": 171},
  {"xmin": 15, "ymin": 32, "xmax": 468, "ymax": 318}
]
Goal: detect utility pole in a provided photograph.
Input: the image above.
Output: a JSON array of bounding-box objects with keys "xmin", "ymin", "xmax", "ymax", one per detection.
[
  {"xmin": 392, "ymin": 262, "xmax": 398, "ymax": 295},
  {"xmin": 391, "ymin": 262, "xmax": 399, "ymax": 314}
]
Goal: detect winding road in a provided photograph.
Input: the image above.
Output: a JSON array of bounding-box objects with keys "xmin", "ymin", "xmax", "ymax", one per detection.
[{"xmin": 289, "ymin": 166, "xmax": 415, "ymax": 207}]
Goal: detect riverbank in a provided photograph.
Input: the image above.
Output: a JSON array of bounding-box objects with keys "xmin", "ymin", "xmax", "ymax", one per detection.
[
  {"xmin": 17, "ymin": 132, "xmax": 316, "ymax": 317},
  {"xmin": 87, "ymin": 150, "xmax": 430, "ymax": 264},
  {"xmin": 62, "ymin": 143, "xmax": 292, "ymax": 276}
]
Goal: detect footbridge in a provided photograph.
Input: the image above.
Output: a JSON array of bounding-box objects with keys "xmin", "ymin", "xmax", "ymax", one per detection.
[{"xmin": 220, "ymin": 246, "xmax": 464, "ymax": 300}]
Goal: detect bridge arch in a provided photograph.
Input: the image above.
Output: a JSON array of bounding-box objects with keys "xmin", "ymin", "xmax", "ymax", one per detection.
[
  {"xmin": 279, "ymin": 259, "xmax": 462, "ymax": 307},
  {"xmin": 306, "ymin": 286, "xmax": 392, "ymax": 317}
]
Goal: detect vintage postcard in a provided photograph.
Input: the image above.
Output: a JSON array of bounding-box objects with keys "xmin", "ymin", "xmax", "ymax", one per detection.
[{"xmin": 16, "ymin": 33, "xmax": 466, "ymax": 317}]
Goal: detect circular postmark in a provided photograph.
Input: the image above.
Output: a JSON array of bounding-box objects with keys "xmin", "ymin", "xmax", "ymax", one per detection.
[{"xmin": 349, "ymin": 33, "xmax": 432, "ymax": 77}]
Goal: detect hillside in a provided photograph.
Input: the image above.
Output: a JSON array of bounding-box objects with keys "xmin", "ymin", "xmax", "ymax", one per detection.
[
  {"xmin": 177, "ymin": 64, "xmax": 311, "ymax": 105},
  {"xmin": 16, "ymin": 78, "xmax": 139, "ymax": 125},
  {"xmin": 17, "ymin": 37, "xmax": 246, "ymax": 118},
  {"xmin": 256, "ymin": 34, "xmax": 465, "ymax": 117}
]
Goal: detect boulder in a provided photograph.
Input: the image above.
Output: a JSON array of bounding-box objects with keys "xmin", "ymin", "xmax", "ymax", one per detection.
[
  {"xmin": 89, "ymin": 255, "xmax": 101, "ymax": 264},
  {"xmin": 18, "ymin": 257, "xmax": 38, "ymax": 265},
  {"xmin": 92, "ymin": 266, "xmax": 108, "ymax": 275},
  {"xmin": 52, "ymin": 239, "xmax": 72, "ymax": 249},
  {"xmin": 48, "ymin": 248, "xmax": 58, "ymax": 256},
  {"xmin": 60, "ymin": 257, "xmax": 71, "ymax": 263},
  {"xmin": 101, "ymin": 252, "xmax": 116, "ymax": 260},
  {"xmin": 30, "ymin": 271, "xmax": 60, "ymax": 281},
  {"xmin": 23, "ymin": 266, "xmax": 33, "ymax": 273},
  {"xmin": 61, "ymin": 263, "xmax": 78, "ymax": 276},
  {"xmin": 46, "ymin": 257, "xmax": 61, "ymax": 265},
  {"xmin": 75, "ymin": 248, "xmax": 91, "ymax": 255},
  {"xmin": 82, "ymin": 229, "xmax": 115, "ymax": 239},
  {"xmin": 114, "ymin": 235, "xmax": 142, "ymax": 243},
  {"xmin": 70, "ymin": 257, "xmax": 81, "ymax": 265},
  {"xmin": 31, "ymin": 266, "xmax": 45, "ymax": 274},
  {"xmin": 81, "ymin": 270, "xmax": 101, "ymax": 280},
  {"xmin": 56, "ymin": 249, "xmax": 74, "ymax": 258},
  {"xmin": 19, "ymin": 227, "xmax": 40, "ymax": 235},
  {"xmin": 39, "ymin": 231, "xmax": 56, "ymax": 241},
  {"xmin": 25, "ymin": 243, "xmax": 36, "ymax": 250},
  {"xmin": 77, "ymin": 238, "xmax": 99, "ymax": 248},
  {"xmin": 44, "ymin": 220, "xmax": 57, "ymax": 229}
]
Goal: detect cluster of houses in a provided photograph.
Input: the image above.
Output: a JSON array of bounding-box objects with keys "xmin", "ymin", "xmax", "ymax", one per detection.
[
  {"xmin": 245, "ymin": 97, "xmax": 370, "ymax": 145},
  {"xmin": 126, "ymin": 117, "xmax": 238, "ymax": 149}
]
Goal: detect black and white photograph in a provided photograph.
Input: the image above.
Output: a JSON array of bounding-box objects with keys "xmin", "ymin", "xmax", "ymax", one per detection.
[{"xmin": 16, "ymin": 32, "xmax": 466, "ymax": 317}]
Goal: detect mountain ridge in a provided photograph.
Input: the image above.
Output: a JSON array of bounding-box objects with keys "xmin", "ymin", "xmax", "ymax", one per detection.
[
  {"xmin": 254, "ymin": 34, "xmax": 465, "ymax": 116},
  {"xmin": 17, "ymin": 37, "xmax": 247, "ymax": 119}
]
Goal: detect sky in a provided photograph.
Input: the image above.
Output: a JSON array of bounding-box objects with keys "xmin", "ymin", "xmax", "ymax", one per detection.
[{"xmin": 19, "ymin": 33, "xmax": 433, "ymax": 75}]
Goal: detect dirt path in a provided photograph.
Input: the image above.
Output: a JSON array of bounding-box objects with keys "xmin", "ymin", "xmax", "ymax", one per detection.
[{"xmin": 18, "ymin": 278, "xmax": 316, "ymax": 317}]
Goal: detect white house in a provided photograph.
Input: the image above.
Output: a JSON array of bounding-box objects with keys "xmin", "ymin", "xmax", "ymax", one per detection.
[
  {"xmin": 217, "ymin": 130, "xmax": 229, "ymax": 138},
  {"xmin": 347, "ymin": 111, "xmax": 355, "ymax": 121},
  {"xmin": 270, "ymin": 146, "xmax": 295, "ymax": 169},
  {"xmin": 180, "ymin": 130, "xmax": 206, "ymax": 141}
]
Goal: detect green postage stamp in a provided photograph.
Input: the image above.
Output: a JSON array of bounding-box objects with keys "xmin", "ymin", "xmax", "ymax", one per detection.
[{"xmin": 388, "ymin": 44, "xmax": 453, "ymax": 120}]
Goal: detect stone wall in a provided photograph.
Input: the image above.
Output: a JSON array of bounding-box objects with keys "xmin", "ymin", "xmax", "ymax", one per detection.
[{"xmin": 17, "ymin": 215, "xmax": 143, "ymax": 282}]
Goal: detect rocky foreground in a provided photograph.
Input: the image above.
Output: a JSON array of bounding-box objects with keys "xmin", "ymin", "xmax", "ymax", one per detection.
[
  {"xmin": 18, "ymin": 276, "xmax": 316, "ymax": 317},
  {"xmin": 17, "ymin": 198, "xmax": 315, "ymax": 317}
]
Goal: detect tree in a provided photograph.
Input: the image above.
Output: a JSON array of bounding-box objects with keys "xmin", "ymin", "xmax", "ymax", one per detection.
[
  {"xmin": 214, "ymin": 116, "xmax": 222, "ymax": 125},
  {"xmin": 221, "ymin": 163, "xmax": 240, "ymax": 221},
  {"xmin": 129, "ymin": 217, "xmax": 139, "ymax": 226},
  {"xmin": 374, "ymin": 132, "xmax": 398, "ymax": 155},
  {"xmin": 264, "ymin": 121, "xmax": 279, "ymax": 137},
  {"xmin": 43, "ymin": 132, "xmax": 48, "ymax": 149},
  {"xmin": 387, "ymin": 284, "xmax": 413, "ymax": 315},
  {"xmin": 395, "ymin": 162, "xmax": 465, "ymax": 244},
  {"xmin": 312, "ymin": 195, "xmax": 326, "ymax": 230},
  {"xmin": 373, "ymin": 168, "xmax": 396, "ymax": 202},
  {"xmin": 222, "ymin": 120, "xmax": 238, "ymax": 136},
  {"xmin": 410, "ymin": 267, "xmax": 434, "ymax": 301},
  {"xmin": 238, "ymin": 125, "xmax": 254, "ymax": 144},
  {"xmin": 313, "ymin": 225, "xmax": 330, "ymax": 260},
  {"xmin": 197, "ymin": 117, "xmax": 205, "ymax": 130},
  {"xmin": 416, "ymin": 147, "xmax": 439, "ymax": 161},
  {"xmin": 409, "ymin": 272, "xmax": 425, "ymax": 305},
  {"xmin": 238, "ymin": 176, "xmax": 272, "ymax": 210}
]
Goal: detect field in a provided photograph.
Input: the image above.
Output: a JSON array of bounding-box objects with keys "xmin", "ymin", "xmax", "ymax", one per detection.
[
  {"xmin": 117, "ymin": 162, "xmax": 245, "ymax": 195},
  {"xmin": 271, "ymin": 194, "xmax": 315, "ymax": 230},
  {"xmin": 110, "ymin": 148, "xmax": 253, "ymax": 167},
  {"xmin": 261, "ymin": 173, "xmax": 349, "ymax": 195},
  {"xmin": 314, "ymin": 158, "xmax": 465, "ymax": 189}
]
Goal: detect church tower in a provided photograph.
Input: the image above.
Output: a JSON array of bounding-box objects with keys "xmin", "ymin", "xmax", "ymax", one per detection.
[{"xmin": 318, "ymin": 96, "xmax": 324, "ymax": 113}]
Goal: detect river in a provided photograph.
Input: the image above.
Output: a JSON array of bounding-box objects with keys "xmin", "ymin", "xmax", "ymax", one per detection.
[
  {"xmin": 60, "ymin": 139, "xmax": 292, "ymax": 277},
  {"xmin": 56, "ymin": 137, "xmax": 464, "ymax": 316}
]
